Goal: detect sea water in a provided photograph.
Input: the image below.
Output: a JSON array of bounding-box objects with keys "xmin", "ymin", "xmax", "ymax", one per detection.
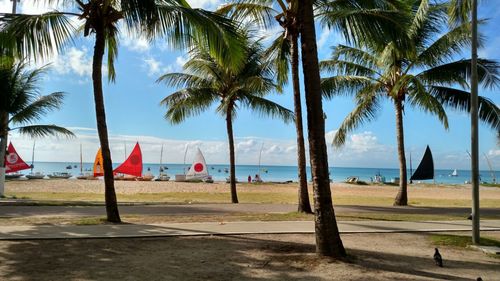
[{"xmin": 21, "ymin": 161, "xmax": 499, "ymax": 184}]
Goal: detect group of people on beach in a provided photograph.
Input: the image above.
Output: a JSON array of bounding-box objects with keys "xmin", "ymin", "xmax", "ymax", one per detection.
[{"xmin": 247, "ymin": 174, "xmax": 262, "ymax": 183}]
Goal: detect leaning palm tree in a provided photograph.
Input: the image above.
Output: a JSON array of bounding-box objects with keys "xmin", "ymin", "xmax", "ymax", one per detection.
[
  {"xmin": 158, "ymin": 39, "xmax": 294, "ymax": 203},
  {"xmin": 1, "ymin": 0, "xmax": 244, "ymax": 222},
  {"xmin": 321, "ymin": 0, "xmax": 500, "ymax": 206},
  {"xmin": 0, "ymin": 60, "xmax": 74, "ymax": 196},
  {"xmin": 218, "ymin": 0, "xmax": 313, "ymax": 213}
]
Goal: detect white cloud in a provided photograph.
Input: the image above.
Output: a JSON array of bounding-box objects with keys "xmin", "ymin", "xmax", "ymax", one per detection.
[
  {"xmin": 142, "ymin": 57, "xmax": 174, "ymax": 77},
  {"xmin": 317, "ymin": 27, "xmax": 331, "ymax": 51},
  {"xmin": 121, "ymin": 34, "xmax": 151, "ymax": 53},
  {"xmin": 188, "ymin": 0, "xmax": 222, "ymax": 9},
  {"xmin": 52, "ymin": 47, "xmax": 93, "ymax": 77}
]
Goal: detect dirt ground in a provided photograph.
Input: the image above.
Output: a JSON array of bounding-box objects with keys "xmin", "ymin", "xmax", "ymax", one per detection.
[{"xmin": 0, "ymin": 232, "xmax": 498, "ymax": 281}]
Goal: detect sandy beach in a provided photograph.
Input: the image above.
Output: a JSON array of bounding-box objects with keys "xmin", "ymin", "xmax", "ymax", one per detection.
[{"xmin": 4, "ymin": 179, "xmax": 500, "ymax": 202}]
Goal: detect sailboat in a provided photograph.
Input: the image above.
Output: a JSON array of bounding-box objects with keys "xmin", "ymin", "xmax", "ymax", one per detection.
[
  {"xmin": 4, "ymin": 142, "xmax": 31, "ymax": 179},
  {"xmin": 114, "ymin": 142, "xmax": 143, "ymax": 180},
  {"xmin": 76, "ymin": 144, "xmax": 90, "ymax": 180},
  {"xmin": 410, "ymin": 145, "xmax": 434, "ymax": 182},
  {"xmin": 450, "ymin": 169, "xmax": 458, "ymax": 177},
  {"xmin": 26, "ymin": 142, "xmax": 45, "ymax": 179},
  {"xmin": 93, "ymin": 148, "xmax": 104, "ymax": 177},
  {"xmin": 183, "ymin": 148, "xmax": 212, "ymax": 183},
  {"xmin": 155, "ymin": 144, "xmax": 170, "ymax": 181}
]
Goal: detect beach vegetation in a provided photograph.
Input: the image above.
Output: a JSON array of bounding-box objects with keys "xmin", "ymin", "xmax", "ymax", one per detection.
[
  {"xmin": 321, "ymin": 0, "xmax": 500, "ymax": 206},
  {"xmin": 158, "ymin": 34, "xmax": 294, "ymax": 204}
]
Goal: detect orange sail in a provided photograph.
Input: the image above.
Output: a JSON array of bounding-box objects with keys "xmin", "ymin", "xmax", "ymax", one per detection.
[
  {"xmin": 93, "ymin": 148, "xmax": 104, "ymax": 177},
  {"xmin": 113, "ymin": 142, "xmax": 142, "ymax": 177},
  {"xmin": 5, "ymin": 143, "xmax": 30, "ymax": 173}
]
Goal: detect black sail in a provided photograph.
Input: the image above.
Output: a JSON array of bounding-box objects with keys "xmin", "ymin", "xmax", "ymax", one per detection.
[{"xmin": 410, "ymin": 145, "xmax": 434, "ymax": 181}]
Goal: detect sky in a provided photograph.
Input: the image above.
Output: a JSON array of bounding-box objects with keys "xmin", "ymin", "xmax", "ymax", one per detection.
[{"xmin": 1, "ymin": 0, "xmax": 499, "ymax": 170}]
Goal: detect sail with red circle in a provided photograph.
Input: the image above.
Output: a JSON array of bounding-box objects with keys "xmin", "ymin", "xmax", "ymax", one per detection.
[
  {"xmin": 186, "ymin": 148, "xmax": 208, "ymax": 180},
  {"xmin": 5, "ymin": 143, "xmax": 30, "ymax": 173},
  {"xmin": 113, "ymin": 142, "xmax": 142, "ymax": 177}
]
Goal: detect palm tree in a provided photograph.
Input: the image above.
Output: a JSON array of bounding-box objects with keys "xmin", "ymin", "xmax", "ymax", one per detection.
[
  {"xmin": 297, "ymin": 0, "xmax": 347, "ymax": 258},
  {"xmin": 1, "ymin": 0, "xmax": 244, "ymax": 222},
  {"xmin": 320, "ymin": 0, "xmax": 500, "ymax": 206},
  {"xmin": 158, "ymin": 39, "xmax": 294, "ymax": 203},
  {"xmin": 218, "ymin": 0, "xmax": 313, "ymax": 213},
  {"xmin": 0, "ymin": 60, "xmax": 74, "ymax": 196}
]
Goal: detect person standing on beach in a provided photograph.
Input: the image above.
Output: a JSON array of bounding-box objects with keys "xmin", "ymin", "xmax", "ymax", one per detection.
[{"xmin": 248, "ymin": 175, "xmax": 251, "ymax": 183}]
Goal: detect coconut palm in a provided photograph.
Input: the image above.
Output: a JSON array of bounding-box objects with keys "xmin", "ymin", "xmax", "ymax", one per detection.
[
  {"xmin": 0, "ymin": 60, "xmax": 74, "ymax": 195},
  {"xmin": 218, "ymin": 0, "xmax": 313, "ymax": 213},
  {"xmin": 158, "ymin": 39, "xmax": 294, "ymax": 203},
  {"xmin": 1, "ymin": 0, "xmax": 244, "ymax": 222},
  {"xmin": 320, "ymin": 0, "xmax": 500, "ymax": 206}
]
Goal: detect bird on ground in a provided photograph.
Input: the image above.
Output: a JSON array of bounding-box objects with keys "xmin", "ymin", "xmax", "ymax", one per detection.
[
  {"xmin": 467, "ymin": 213, "xmax": 473, "ymax": 220},
  {"xmin": 433, "ymin": 248, "xmax": 443, "ymax": 267}
]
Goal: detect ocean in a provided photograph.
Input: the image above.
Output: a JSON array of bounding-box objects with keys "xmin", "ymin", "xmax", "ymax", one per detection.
[{"xmin": 20, "ymin": 161, "xmax": 499, "ymax": 184}]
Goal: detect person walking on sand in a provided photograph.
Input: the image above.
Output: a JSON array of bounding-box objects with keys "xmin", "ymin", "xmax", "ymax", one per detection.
[{"xmin": 248, "ymin": 175, "xmax": 251, "ymax": 183}]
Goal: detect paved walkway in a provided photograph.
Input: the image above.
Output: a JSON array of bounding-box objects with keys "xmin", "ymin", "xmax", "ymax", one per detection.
[
  {"xmin": 0, "ymin": 220, "xmax": 498, "ymax": 240},
  {"xmin": 1, "ymin": 203, "xmax": 499, "ymax": 217}
]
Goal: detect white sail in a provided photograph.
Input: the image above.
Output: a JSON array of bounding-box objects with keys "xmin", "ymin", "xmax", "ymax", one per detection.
[
  {"xmin": 186, "ymin": 148, "xmax": 209, "ymax": 179},
  {"xmin": 451, "ymin": 169, "xmax": 458, "ymax": 176}
]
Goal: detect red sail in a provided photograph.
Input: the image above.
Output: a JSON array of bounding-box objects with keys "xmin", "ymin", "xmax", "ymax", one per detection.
[
  {"xmin": 5, "ymin": 143, "xmax": 30, "ymax": 173},
  {"xmin": 113, "ymin": 142, "xmax": 142, "ymax": 177}
]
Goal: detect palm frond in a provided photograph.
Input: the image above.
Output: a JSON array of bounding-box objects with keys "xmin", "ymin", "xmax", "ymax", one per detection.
[
  {"xmin": 417, "ymin": 59, "xmax": 500, "ymax": 89},
  {"xmin": 416, "ymin": 20, "xmax": 486, "ymax": 67},
  {"xmin": 216, "ymin": 1, "xmax": 277, "ymax": 29},
  {"xmin": 333, "ymin": 90, "xmax": 381, "ymax": 147},
  {"xmin": 1, "ymin": 12, "xmax": 76, "ymax": 61},
  {"xmin": 321, "ymin": 75, "xmax": 376, "ymax": 99},
  {"xmin": 406, "ymin": 78, "xmax": 449, "ymax": 129},
  {"xmin": 12, "ymin": 124, "xmax": 75, "ymax": 138},
  {"xmin": 430, "ymin": 86, "xmax": 500, "ymax": 131},
  {"xmin": 448, "ymin": 0, "xmax": 472, "ymax": 26},
  {"xmin": 10, "ymin": 92, "xmax": 66, "ymax": 125},
  {"xmin": 142, "ymin": 2, "xmax": 246, "ymax": 70},
  {"xmin": 239, "ymin": 94, "xmax": 294, "ymax": 123},
  {"xmin": 160, "ymin": 88, "xmax": 219, "ymax": 124}
]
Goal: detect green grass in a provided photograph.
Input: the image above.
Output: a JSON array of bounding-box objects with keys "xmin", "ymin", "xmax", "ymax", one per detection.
[
  {"xmin": 74, "ymin": 217, "xmax": 108, "ymax": 225},
  {"xmin": 430, "ymin": 234, "xmax": 500, "ymax": 248}
]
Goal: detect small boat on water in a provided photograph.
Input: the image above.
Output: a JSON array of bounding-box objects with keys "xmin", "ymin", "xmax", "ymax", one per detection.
[
  {"xmin": 155, "ymin": 144, "xmax": 170, "ymax": 181},
  {"xmin": 66, "ymin": 165, "xmax": 72, "ymax": 169},
  {"xmin": 48, "ymin": 172, "xmax": 72, "ymax": 179},
  {"xmin": 450, "ymin": 169, "xmax": 458, "ymax": 177},
  {"xmin": 5, "ymin": 173, "xmax": 23, "ymax": 179},
  {"xmin": 26, "ymin": 172, "xmax": 45, "ymax": 180}
]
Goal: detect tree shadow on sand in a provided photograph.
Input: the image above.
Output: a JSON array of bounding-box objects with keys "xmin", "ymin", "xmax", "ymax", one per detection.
[{"xmin": 0, "ymin": 231, "xmax": 497, "ymax": 280}]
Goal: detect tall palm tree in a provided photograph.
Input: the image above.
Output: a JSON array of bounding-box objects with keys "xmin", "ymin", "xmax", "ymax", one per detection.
[
  {"xmin": 218, "ymin": 0, "xmax": 312, "ymax": 213},
  {"xmin": 298, "ymin": 0, "xmax": 347, "ymax": 258},
  {"xmin": 1, "ymin": 0, "xmax": 244, "ymax": 222},
  {"xmin": 321, "ymin": 0, "xmax": 500, "ymax": 206},
  {"xmin": 158, "ymin": 39, "xmax": 294, "ymax": 203},
  {"xmin": 0, "ymin": 60, "xmax": 74, "ymax": 195}
]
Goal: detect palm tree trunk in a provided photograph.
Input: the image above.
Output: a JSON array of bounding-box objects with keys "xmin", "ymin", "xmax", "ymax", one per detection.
[
  {"xmin": 92, "ymin": 27, "xmax": 121, "ymax": 222},
  {"xmin": 393, "ymin": 99, "xmax": 408, "ymax": 206},
  {"xmin": 290, "ymin": 32, "xmax": 312, "ymax": 214},
  {"xmin": 226, "ymin": 107, "xmax": 238, "ymax": 203},
  {"xmin": 0, "ymin": 112, "xmax": 8, "ymax": 196},
  {"xmin": 298, "ymin": 0, "xmax": 346, "ymax": 258}
]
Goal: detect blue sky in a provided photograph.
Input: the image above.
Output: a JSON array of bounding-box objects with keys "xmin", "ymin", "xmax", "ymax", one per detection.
[{"xmin": 2, "ymin": 0, "xmax": 499, "ymax": 170}]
